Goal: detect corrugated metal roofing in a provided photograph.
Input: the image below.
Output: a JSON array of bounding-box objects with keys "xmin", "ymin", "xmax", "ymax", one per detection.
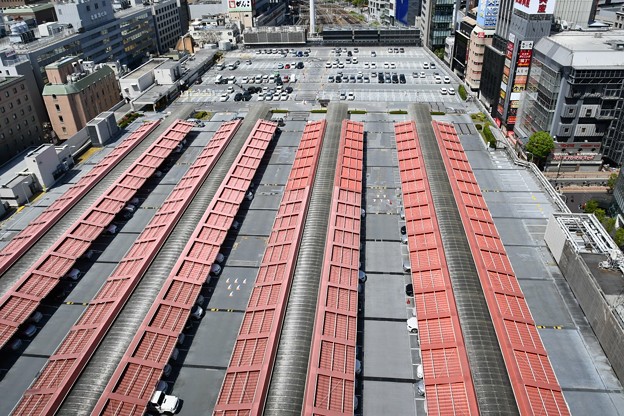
[
  {"xmin": 394, "ymin": 121, "xmax": 479, "ymax": 416},
  {"xmin": 303, "ymin": 120, "xmax": 364, "ymax": 415},
  {"xmin": 12, "ymin": 120, "xmax": 241, "ymax": 416},
  {"xmin": 432, "ymin": 120, "xmax": 570, "ymax": 416},
  {"xmin": 214, "ymin": 120, "xmax": 326, "ymax": 416},
  {"xmin": 0, "ymin": 121, "xmax": 160, "ymax": 276},
  {"xmin": 0, "ymin": 120, "xmax": 193, "ymax": 352},
  {"xmin": 93, "ymin": 119, "xmax": 277, "ymax": 416}
]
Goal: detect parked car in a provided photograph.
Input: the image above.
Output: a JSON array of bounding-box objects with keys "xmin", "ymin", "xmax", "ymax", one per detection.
[
  {"xmin": 148, "ymin": 390, "xmax": 181, "ymax": 415},
  {"xmin": 405, "ymin": 283, "xmax": 414, "ymax": 297},
  {"xmin": 407, "ymin": 317, "xmax": 419, "ymax": 334}
]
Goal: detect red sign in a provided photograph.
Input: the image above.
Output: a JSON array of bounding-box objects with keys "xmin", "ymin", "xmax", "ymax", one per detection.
[
  {"xmin": 517, "ymin": 57, "xmax": 532, "ymax": 67},
  {"xmin": 538, "ymin": 0, "xmax": 548, "ymax": 13},
  {"xmin": 478, "ymin": 31, "xmax": 485, "ymax": 38},
  {"xmin": 518, "ymin": 49, "xmax": 532, "ymax": 59},
  {"xmin": 515, "ymin": 0, "xmax": 530, "ymax": 8}
]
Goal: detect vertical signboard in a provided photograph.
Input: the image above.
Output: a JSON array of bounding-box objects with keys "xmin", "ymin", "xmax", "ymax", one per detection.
[
  {"xmin": 395, "ymin": 0, "xmax": 410, "ymax": 25},
  {"xmin": 507, "ymin": 40, "xmax": 533, "ymax": 124}
]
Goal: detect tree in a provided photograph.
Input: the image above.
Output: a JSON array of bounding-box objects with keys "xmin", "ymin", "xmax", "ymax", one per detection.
[
  {"xmin": 615, "ymin": 228, "xmax": 624, "ymax": 247},
  {"xmin": 607, "ymin": 173, "xmax": 618, "ymax": 194},
  {"xmin": 434, "ymin": 48, "xmax": 444, "ymax": 60},
  {"xmin": 583, "ymin": 199, "xmax": 599, "ymax": 213},
  {"xmin": 525, "ymin": 131, "xmax": 554, "ymax": 162}
]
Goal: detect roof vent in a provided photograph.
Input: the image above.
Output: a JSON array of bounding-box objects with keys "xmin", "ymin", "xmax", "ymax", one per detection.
[{"xmin": 605, "ymin": 39, "xmax": 624, "ymax": 50}]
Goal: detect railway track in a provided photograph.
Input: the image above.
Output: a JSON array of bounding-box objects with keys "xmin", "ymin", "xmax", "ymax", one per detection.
[{"xmin": 298, "ymin": 1, "xmax": 363, "ymax": 26}]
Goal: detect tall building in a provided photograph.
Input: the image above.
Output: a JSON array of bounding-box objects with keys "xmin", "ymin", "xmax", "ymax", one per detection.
[
  {"xmin": 554, "ymin": 0, "xmax": 596, "ymax": 28},
  {"xmin": 421, "ymin": 0, "xmax": 455, "ymax": 50},
  {"xmin": 493, "ymin": 0, "xmax": 554, "ymax": 133},
  {"xmin": 42, "ymin": 56, "xmax": 121, "ymax": 140},
  {"xmin": 465, "ymin": 25, "xmax": 495, "ymax": 90},
  {"xmin": 452, "ymin": 15, "xmax": 477, "ymax": 78},
  {"xmin": 151, "ymin": 0, "xmax": 182, "ymax": 54},
  {"xmin": 0, "ymin": 76, "xmax": 46, "ymax": 163},
  {"xmin": 515, "ymin": 31, "xmax": 624, "ymax": 165},
  {"xmin": 0, "ymin": 2, "xmax": 158, "ymax": 91}
]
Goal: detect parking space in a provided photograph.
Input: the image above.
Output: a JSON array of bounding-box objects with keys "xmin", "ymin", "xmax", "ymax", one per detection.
[{"xmin": 178, "ymin": 46, "xmax": 462, "ymax": 106}]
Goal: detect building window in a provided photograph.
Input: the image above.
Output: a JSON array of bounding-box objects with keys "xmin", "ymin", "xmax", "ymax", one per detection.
[
  {"xmin": 52, "ymin": 94, "xmax": 57, "ymax": 100},
  {"xmin": 0, "ymin": 107, "xmax": 4, "ymax": 113},
  {"xmin": 20, "ymin": 84, "xmax": 25, "ymax": 90},
  {"xmin": 62, "ymin": 127, "xmax": 67, "ymax": 133},
  {"xmin": 59, "ymin": 116, "xmax": 64, "ymax": 122},
  {"xmin": 55, "ymin": 104, "xmax": 60, "ymax": 111}
]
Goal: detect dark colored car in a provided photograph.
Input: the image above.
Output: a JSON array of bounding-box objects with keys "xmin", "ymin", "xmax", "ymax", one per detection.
[
  {"xmin": 399, "ymin": 74, "xmax": 406, "ymax": 84},
  {"xmin": 405, "ymin": 283, "xmax": 413, "ymax": 297},
  {"xmin": 233, "ymin": 92, "xmax": 243, "ymax": 101}
]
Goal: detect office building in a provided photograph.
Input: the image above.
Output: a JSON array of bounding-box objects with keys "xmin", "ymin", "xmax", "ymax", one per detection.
[
  {"xmin": 452, "ymin": 14, "xmax": 477, "ymax": 79},
  {"xmin": 0, "ymin": 76, "xmax": 46, "ymax": 163},
  {"xmin": 42, "ymin": 56, "xmax": 121, "ymax": 140},
  {"xmin": 515, "ymin": 31, "xmax": 624, "ymax": 165},
  {"xmin": 465, "ymin": 25, "xmax": 495, "ymax": 90},
  {"xmin": 151, "ymin": 0, "xmax": 183, "ymax": 54},
  {"xmin": 0, "ymin": 1, "xmax": 159, "ymax": 91},
  {"xmin": 421, "ymin": 0, "xmax": 455, "ymax": 50}
]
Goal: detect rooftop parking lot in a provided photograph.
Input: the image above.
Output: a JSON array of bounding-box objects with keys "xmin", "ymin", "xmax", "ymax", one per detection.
[{"xmin": 0, "ymin": 46, "xmax": 622, "ymax": 416}]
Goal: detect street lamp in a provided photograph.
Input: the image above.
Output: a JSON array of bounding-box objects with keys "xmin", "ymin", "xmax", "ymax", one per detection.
[{"xmin": 21, "ymin": 182, "xmax": 30, "ymax": 206}]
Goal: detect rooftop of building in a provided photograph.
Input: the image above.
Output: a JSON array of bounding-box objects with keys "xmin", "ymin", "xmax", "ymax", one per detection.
[
  {"xmin": 45, "ymin": 55, "xmax": 78, "ymax": 69},
  {"xmin": 41, "ymin": 65, "xmax": 114, "ymax": 95},
  {"xmin": 0, "ymin": 75, "xmax": 23, "ymax": 87},
  {"xmin": 2, "ymin": 3, "xmax": 55, "ymax": 13},
  {"xmin": 535, "ymin": 30, "xmax": 624, "ymax": 69},
  {"xmin": 121, "ymin": 59, "xmax": 168, "ymax": 80}
]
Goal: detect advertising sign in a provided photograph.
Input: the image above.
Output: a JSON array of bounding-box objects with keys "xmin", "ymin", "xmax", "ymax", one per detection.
[
  {"xmin": 476, "ymin": 0, "xmax": 499, "ymax": 29},
  {"xmin": 510, "ymin": 100, "xmax": 520, "ymax": 109},
  {"xmin": 512, "ymin": 84, "xmax": 525, "ymax": 93},
  {"xmin": 514, "ymin": 0, "xmax": 554, "ymax": 15},
  {"xmin": 228, "ymin": 0, "xmax": 252, "ymax": 12},
  {"xmin": 508, "ymin": 116, "xmax": 517, "ymax": 124},
  {"xmin": 520, "ymin": 40, "xmax": 534, "ymax": 50},
  {"xmin": 395, "ymin": 0, "xmax": 410, "ymax": 26},
  {"xmin": 510, "ymin": 92, "xmax": 522, "ymax": 101},
  {"xmin": 503, "ymin": 66, "xmax": 510, "ymax": 77},
  {"xmin": 502, "ymin": 74, "xmax": 509, "ymax": 84},
  {"xmin": 515, "ymin": 75, "xmax": 527, "ymax": 84},
  {"xmin": 500, "ymin": 89, "xmax": 507, "ymax": 100},
  {"xmin": 515, "ymin": 67, "xmax": 529, "ymax": 76}
]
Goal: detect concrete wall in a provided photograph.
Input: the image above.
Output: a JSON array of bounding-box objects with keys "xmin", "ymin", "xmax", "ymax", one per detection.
[{"xmin": 558, "ymin": 242, "xmax": 624, "ymax": 383}]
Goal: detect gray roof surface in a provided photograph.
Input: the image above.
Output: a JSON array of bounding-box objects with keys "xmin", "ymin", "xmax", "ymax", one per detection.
[{"xmin": 535, "ymin": 30, "xmax": 624, "ymax": 69}]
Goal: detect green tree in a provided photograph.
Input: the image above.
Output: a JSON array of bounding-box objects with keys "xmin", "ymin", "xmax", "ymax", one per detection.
[
  {"xmin": 594, "ymin": 208, "xmax": 607, "ymax": 223},
  {"xmin": 583, "ymin": 199, "xmax": 599, "ymax": 213},
  {"xmin": 615, "ymin": 228, "xmax": 624, "ymax": 247},
  {"xmin": 607, "ymin": 173, "xmax": 618, "ymax": 194},
  {"xmin": 458, "ymin": 85, "xmax": 467, "ymax": 101},
  {"xmin": 433, "ymin": 48, "xmax": 444, "ymax": 60},
  {"xmin": 525, "ymin": 131, "xmax": 554, "ymax": 162},
  {"xmin": 603, "ymin": 217, "xmax": 616, "ymax": 234}
]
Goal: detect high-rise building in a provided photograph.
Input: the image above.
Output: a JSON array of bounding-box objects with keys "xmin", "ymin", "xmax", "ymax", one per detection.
[
  {"xmin": 465, "ymin": 26, "xmax": 495, "ymax": 90},
  {"xmin": 0, "ymin": 2, "xmax": 158, "ymax": 91},
  {"xmin": 421, "ymin": 0, "xmax": 455, "ymax": 50},
  {"xmin": 42, "ymin": 56, "xmax": 121, "ymax": 140},
  {"xmin": 515, "ymin": 31, "xmax": 624, "ymax": 165},
  {"xmin": 151, "ymin": 0, "xmax": 182, "ymax": 54},
  {"xmin": 493, "ymin": 0, "xmax": 554, "ymax": 133},
  {"xmin": 0, "ymin": 76, "xmax": 46, "ymax": 163},
  {"xmin": 452, "ymin": 15, "xmax": 477, "ymax": 78}
]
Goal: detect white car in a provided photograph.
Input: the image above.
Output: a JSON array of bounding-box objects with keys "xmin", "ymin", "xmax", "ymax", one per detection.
[
  {"xmin": 390, "ymin": 62, "xmax": 396, "ymax": 69},
  {"xmin": 339, "ymin": 92, "xmax": 347, "ymax": 100},
  {"xmin": 440, "ymin": 88, "xmax": 448, "ymax": 95},
  {"xmin": 407, "ymin": 317, "xmax": 419, "ymax": 333},
  {"xmin": 416, "ymin": 364, "xmax": 424, "ymax": 379},
  {"xmin": 448, "ymin": 87, "xmax": 456, "ymax": 95},
  {"xmin": 220, "ymin": 93, "xmax": 229, "ymax": 101},
  {"xmin": 347, "ymin": 92, "xmax": 355, "ymax": 101},
  {"xmin": 364, "ymin": 62, "xmax": 369, "ymax": 68},
  {"xmin": 444, "ymin": 76, "xmax": 450, "ymax": 83},
  {"xmin": 435, "ymin": 76, "xmax": 442, "ymax": 84},
  {"xmin": 149, "ymin": 391, "xmax": 181, "ymax": 415},
  {"xmin": 325, "ymin": 62, "xmax": 332, "ymax": 68},
  {"xmin": 420, "ymin": 72, "xmax": 426, "ymax": 78},
  {"xmin": 383, "ymin": 62, "xmax": 389, "ymax": 69},
  {"xmin": 371, "ymin": 62, "xmax": 377, "ymax": 69}
]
